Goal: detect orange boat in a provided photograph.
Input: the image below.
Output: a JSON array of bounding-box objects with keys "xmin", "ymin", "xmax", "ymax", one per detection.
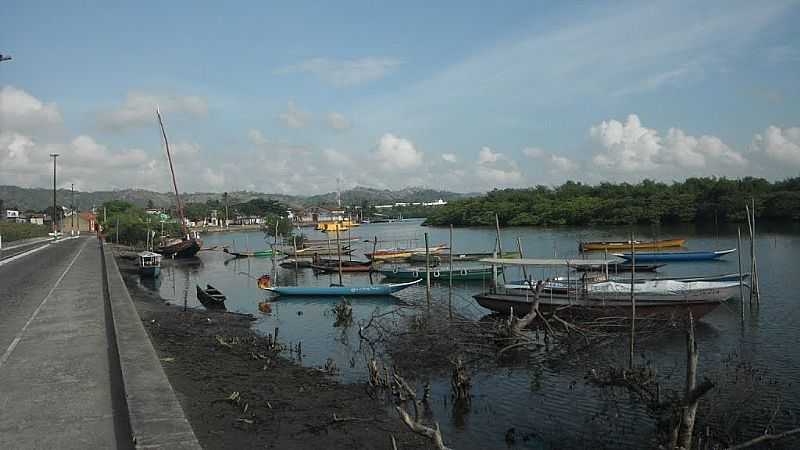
[{"xmin": 578, "ymin": 238, "xmax": 686, "ymax": 252}]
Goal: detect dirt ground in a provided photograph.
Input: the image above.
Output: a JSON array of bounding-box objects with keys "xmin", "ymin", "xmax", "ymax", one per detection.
[{"xmin": 116, "ymin": 256, "xmax": 429, "ymax": 450}]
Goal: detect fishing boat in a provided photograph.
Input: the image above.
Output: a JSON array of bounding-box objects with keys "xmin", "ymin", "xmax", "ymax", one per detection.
[
  {"xmin": 439, "ymin": 251, "xmax": 521, "ymax": 262},
  {"xmin": 579, "ymin": 238, "xmax": 686, "ymax": 252},
  {"xmin": 378, "ymin": 266, "xmax": 501, "ymax": 281},
  {"xmin": 154, "ymin": 108, "xmax": 202, "ymax": 258},
  {"xmin": 257, "ymin": 274, "xmax": 421, "ymax": 296},
  {"xmin": 310, "ymin": 259, "xmax": 373, "ymax": 273},
  {"xmin": 283, "ymin": 245, "xmax": 354, "ymax": 257},
  {"xmin": 196, "ymin": 284, "xmax": 226, "ymax": 309},
  {"xmin": 613, "ymin": 249, "xmax": 736, "ymax": 262},
  {"xmin": 366, "ymin": 244, "xmax": 448, "ymax": 261},
  {"xmin": 279, "ymin": 258, "xmax": 314, "ymax": 269},
  {"xmin": 573, "ymin": 262, "xmax": 665, "ymax": 272},
  {"xmin": 223, "ymin": 248, "xmax": 283, "ymax": 258},
  {"xmin": 303, "ymin": 237, "xmax": 361, "ymax": 246},
  {"xmin": 610, "ymin": 272, "xmax": 750, "ymax": 284},
  {"xmin": 138, "ymin": 251, "xmax": 162, "ymax": 278}
]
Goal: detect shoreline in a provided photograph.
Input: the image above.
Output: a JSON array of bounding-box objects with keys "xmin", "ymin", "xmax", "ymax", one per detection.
[{"xmin": 115, "ymin": 254, "xmax": 426, "ymax": 449}]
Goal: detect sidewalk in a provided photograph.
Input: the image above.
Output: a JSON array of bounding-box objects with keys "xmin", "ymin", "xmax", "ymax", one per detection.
[{"xmin": 0, "ymin": 238, "xmax": 120, "ymax": 449}]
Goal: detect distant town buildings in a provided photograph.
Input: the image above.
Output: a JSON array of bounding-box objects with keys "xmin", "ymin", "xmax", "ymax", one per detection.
[{"xmin": 373, "ymin": 199, "xmax": 448, "ymax": 209}]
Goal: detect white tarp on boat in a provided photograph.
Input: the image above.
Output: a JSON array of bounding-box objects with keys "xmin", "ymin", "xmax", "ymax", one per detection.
[{"xmin": 588, "ymin": 280, "xmax": 740, "ymax": 294}]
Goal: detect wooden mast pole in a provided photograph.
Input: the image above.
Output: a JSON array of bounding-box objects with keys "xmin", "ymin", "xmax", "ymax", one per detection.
[
  {"xmin": 424, "ymin": 232, "xmax": 431, "ymax": 308},
  {"xmin": 336, "ymin": 221, "xmax": 343, "ymax": 286},
  {"xmin": 629, "ymin": 232, "xmax": 636, "ymax": 369},
  {"xmin": 448, "ymin": 224, "xmax": 453, "ymax": 320},
  {"xmin": 156, "ymin": 108, "xmax": 187, "ymax": 237},
  {"xmin": 494, "ymin": 213, "xmax": 507, "ymax": 285},
  {"xmin": 737, "ymin": 226, "xmax": 744, "ymax": 323}
]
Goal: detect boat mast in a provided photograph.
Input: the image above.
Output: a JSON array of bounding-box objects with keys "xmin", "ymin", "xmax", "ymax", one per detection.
[{"xmin": 156, "ymin": 107, "xmax": 188, "ymax": 236}]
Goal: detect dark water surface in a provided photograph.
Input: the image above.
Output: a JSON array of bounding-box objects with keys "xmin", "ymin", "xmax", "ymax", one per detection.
[{"xmin": 143, "ymin": 220, "xmax": 800, "ymax": 449}]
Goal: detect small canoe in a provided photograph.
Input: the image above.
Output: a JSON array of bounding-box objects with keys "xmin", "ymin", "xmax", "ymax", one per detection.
[
  {"xmin": 579, "ymin": 238, "xmax": 686, "ymax": 252},
  {"xmin": 260, "ymin": 279, "xmax": 422, "ymax": 296},
  {"xmin": 379, "ymin": 267, "xmax": 501, "ymax": 281},
  {"xmin": 196, "ymin": 284, "xmax": 226, "ymax": 309},
  {"xmin": 613, "ymin": 249, "xmax": 736, "ymax": 262},
  {"xmin": 223, "ymin": 248, "xmax": 282, "ymax": 258}
]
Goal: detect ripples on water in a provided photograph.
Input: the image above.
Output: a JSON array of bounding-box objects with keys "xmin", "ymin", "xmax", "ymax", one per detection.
[{"xmin": 141, "ymin": 220, "xmax": 800, "ymax": 448}]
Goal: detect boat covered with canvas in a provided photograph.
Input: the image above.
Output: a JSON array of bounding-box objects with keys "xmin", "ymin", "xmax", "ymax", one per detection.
[
  {"xmin": 613, "ymin": 249, "xmax": 736, "ymax": 262},
  {"xmin": 378, "ymin": 266, "xmax": 501, "ymax": 281}
]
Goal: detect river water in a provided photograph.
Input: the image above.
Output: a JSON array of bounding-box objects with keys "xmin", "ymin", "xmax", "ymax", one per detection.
[{"xmin": 140, "ymin": 219, "xmax": 800, "ymax": 449}]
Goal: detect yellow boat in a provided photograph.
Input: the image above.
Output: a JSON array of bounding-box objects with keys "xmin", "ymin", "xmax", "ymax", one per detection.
[{"xmin": 579, "ymin": 238, "xmax": 686, "ymax": 252}]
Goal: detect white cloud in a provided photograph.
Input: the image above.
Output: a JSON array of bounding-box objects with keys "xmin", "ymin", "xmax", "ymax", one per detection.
[
  {"xmin": 327, "ymin": 112, "xmax": 351, "ymax": 130},
  {"xmin": 590, "ymin": 114, "xmax": 748, "ymax": 176},
  {"xmin": 441, "ymin": 153, "xmax": 457, "ymax": 163},
  {"xmin": 0, "ymin": 86, "xmax": 62, "ymax": 132},
  {"xmin": 279, "ymin": 101, "xmax": 310, "ymax": 128},
  {"xmin": 522, "ymin": 147, "xmax": 545, "ymax": 158},
  {"xmin": 752, "ymin": 125, "xmax": 800, "ymax": 166},
  {"xmin": 248, "ymin": 129, "xmax": 268, "ymax": 146},
  {"xmin": 475, "ymin": 146, "xmax": 522, "ymax": 187},
  {"xmin": 373, "ymin": 133, "xmax": 423, "ymax": 170},
  {"xmin": 275, "ymin": 57, "xmax": 402, "ymax": 87},
  {"xmin": 478, "ymin": 146, "xmax": 501, "ymax": 164},
  {"xmin": 549, "ymin": 154, "xmax": 578, "ymax": 172},
  {"xmin": 322, "ymin": 148, "xmax": 353, "ymax": 166},
  {"xmin": 98, "ymin": 91, "xmax": 208, "ymax": 131}
]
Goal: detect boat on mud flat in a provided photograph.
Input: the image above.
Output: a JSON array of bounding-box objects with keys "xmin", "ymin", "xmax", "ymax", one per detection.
[
  {"xmin": 196, "ymin": 284, "xmax": 226, "ymax": 309},
  {"xmin": 613, "ymin": 249, "xmax": 736, "ymax": 262},
  {"xmin": 257, "ymin": 274, "xmax": 421, "ymax": 296},
  {"xmin": 138, "ymin": 251, "xmax": 162, "ymax": 278},
  {"xmin": 579, "ymin": 238, "xmax": 686, "ymax": 252}
]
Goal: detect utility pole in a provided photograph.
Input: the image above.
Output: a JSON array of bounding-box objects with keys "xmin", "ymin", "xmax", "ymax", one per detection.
[
  {"xmin": 50, "ymin": 153, "xmax": 59, "ymax": 236},
  {"xmin": 71, "ymin": 183, "xmax": 75, "ymax": 233}
]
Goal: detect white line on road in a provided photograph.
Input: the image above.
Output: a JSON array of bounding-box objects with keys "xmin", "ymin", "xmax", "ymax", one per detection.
[
  {"xmin": 0, "ymin": 238, "xmax": 90, "ymax": 371},
  {"xmin": 0, "ymin": 236, "xmax": 82, "ymax": 267}
]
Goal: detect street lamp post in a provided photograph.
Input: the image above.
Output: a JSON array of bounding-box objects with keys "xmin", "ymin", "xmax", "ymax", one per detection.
[{"xmin": 50, "ymin": 153, "xmax": 59, "ymax": 236}]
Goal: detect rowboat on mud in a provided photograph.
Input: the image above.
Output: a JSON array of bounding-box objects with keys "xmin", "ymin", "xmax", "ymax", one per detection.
[
  {"xmin": 613, "ymin": 249, "xmax": 736, "ymax": 262},
  {"xmin": 196, "ymin": 284, "xmax": 226, "ymax": 309},
  {"xmin": 257, "ymin": 274, "xmax": 421, "ymax": 296},
  {"xmin": 579, "ymin": 238, "xmax": 686, "ymax": 252},
  {"xmin": 378, "ymin": 266, "xmax": 501, "ymax": 281}
]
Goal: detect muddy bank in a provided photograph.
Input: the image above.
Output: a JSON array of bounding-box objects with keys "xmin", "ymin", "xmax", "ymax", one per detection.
[{"xmin": 116, "ymin": 255, "xmax": 428, "ymax": 450}]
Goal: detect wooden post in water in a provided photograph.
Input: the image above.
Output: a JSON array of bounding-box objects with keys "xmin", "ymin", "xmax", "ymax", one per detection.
[
  {"xmin": 516, "ymin": 237, "xmax": 529, "ymax": 287},
  {"xmin": 737, "ymin": 227, "xmax": 744, "ymax": 322},
  {"xmin": 751, "ymin": 198, "xmax": 760, "ymax": 304},
  {"xmin": 424, "ymin": 232, "xmax": 431, "ymax": 308},
  {"xmin": 335, "ymin": 222, "xmax": 343, "ymax": 286},
  {"xmin": 494, "ymin": 213, "xmax": 507, "ymax": 285},
  {"xmin": 745, "ymin": 203, "xmax": 756, "ymax": 306},
  {"xmin": 448, "ymin": 224, "xmax": 453, "ymax": 320},
  {"xmin": 629, "ymin": 232, "xmax": 636, "ymax": 370}
]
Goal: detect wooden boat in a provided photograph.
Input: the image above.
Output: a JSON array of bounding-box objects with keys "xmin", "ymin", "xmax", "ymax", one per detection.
[
  {"xmin": 474, "ymin": 291, "xmax": 727, "ymax": 320},
  {"xmin": 196, "ymin": 284, "xmax": 226, "ymax": 309},
  {"xmin": 579, "ymin": 238, "xmax": 686, "ymax": 252},
  {"xmin": 154, "ymin": 109, "xmax": 202, "ymax": 258},
  {"xmin": 223, "ymin": 247, "xmax": 282, "ymax": 258},
  {"xmin": 283, "ymin": 245, "xmax": 354, "ymax": 257},
  {"xmin": 610, "ymin": 272, "xmax": 750, "ymax": 284},
  {"xmin": 257, "ymin": 275, "xmax": 421, "ymax": 296},
  {"xmin": 573, "ymin": 262, "xmax": 665, "ymax": 272},
  {"xmin": 439, "ymin": 251, "xmax": 521, "ymax": 262},
  {"xmin": 366, "ymin": 244, "xmax": 448, "ymax": 261},
  {"xmin": 310, "ymin": 259, "xmax": 373, "ymax": 273},
  {"xmin": 378, "ymin": 266, "xmax": 501, "ymax": 281},
  {"xmin": 613, "ymin": 249, "xmax": 736, "ymax": 262},
  {"xmin": 302, "ymin": 237, "xmax": 361, "ymax": 246},
  {"xmin": 279, "ymin": 258, "xmax": 313, "ymax": 269},
  {"xmin": 138, "ymin": 251, "xmax": 162, "ymax": 278}
]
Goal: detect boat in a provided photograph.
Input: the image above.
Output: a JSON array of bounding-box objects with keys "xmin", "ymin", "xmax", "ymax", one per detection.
[
  {"xmin": 138, "ymin": 251, "xmax": 162, "ymax": 278},
  {"xmin": 613, "ymin": 249, "xmax": 736, "ymax": 262},
  {"xmin": 504, "ymin": 279, "xmax": 741, "ymax": 303},
  {"xmin": 223, "ymin": 248, "xmax": 283, "ymax": 258},
  {"xmin": 302, "ymin": 237, "xmax": 361, "ymax": 246},
  {"xmin": 439, "ymin": 251, "xmax": 521, "ymax": 262},
  {"xmin": 366, "ymin": 244, "xmax": 448, "ymax": 261},
  {"xmin": 579, "ymin": 238, "xmax": 686, "ymax": 252},
  {"xmin": 573, "ymin": 262, "xmax": 665, "ymax": 272},
  {"xmin": 405, "ymin": 254, "xmax": 442, "ymax": 265},
  {"xmin": 196, "ymin": 284, "xmax": 226, "ymax": 309},
  {"xmin": 153, "ymin": 108, "xmax": 202, "ymax": 258},
  {"xmin": 378, "ymin": 266, "xmax": 501, "ymax": 281},
  {"xmin": 310, "ymin": 259, "xmax": 373, "ymax": 273},
  {"xmin": 283, "ymin": 245, "xmax": 354, "ymax": 257},
  {"xmin": 609, "ymin": 272, "xmax": 750, "ymax": 283},
  {"xmin": 257, "ymin": 275, "xmax": 421, "ymax": 296},
  {"xmin": 279, "ymin": 258, "xmax": 314, "ymax": 269}
]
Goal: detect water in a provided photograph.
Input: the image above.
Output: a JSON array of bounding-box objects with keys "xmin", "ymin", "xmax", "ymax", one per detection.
[{"xmin": 144, "ymin": 220, "xmax": 800, "ymax": 448}]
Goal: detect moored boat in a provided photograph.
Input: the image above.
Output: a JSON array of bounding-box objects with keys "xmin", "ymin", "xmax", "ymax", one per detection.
[
  {"xmin": 138, "ymin": 251, "xmax": 162, "ymax": 278},
  {"xmin": 196, "ymin": 284, "xmax": 226, "ymax": 309},
  {"xmin": 223, "ymin": 247, "xmax": 282, "ymax": 258},
  {"xmin": 574, "ymin": 262, "xmax": 665, "ymax": 272},
  {"xmin": 613, "ymin": 249, "xmax": 736, "ymax": 262},
  {"xmin": 257, "ymin": 275, "xmax": 421, "ymax": 296},
  {"xmin": 310, "ymin": 259, "xmax": 373, "ymax": 273},
  {"xmin": 378, "ymin": 266, "xmax": 501, "ymax": 281},
  {"xmin": 579, "ymin": 238, "xmax": 686, "ymax": 252}
]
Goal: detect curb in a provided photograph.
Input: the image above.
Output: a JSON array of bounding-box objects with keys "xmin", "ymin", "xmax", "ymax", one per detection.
[{"xmin": 101, "ymin": 243, "xmax": 202, "ymax": 449}]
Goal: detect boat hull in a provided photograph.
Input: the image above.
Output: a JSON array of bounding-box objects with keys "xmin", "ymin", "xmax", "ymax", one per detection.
[
  {"xmin": 158, "ymin": 238, "xmax": 202, "ymax": 258},
  {"xmin": 139, "ymin": 266, "xmax": 161, "ymax": 278},
  {"xmin": 379, "ymin": 267, "xmax": 501, "ymax": 281},
  {"xmin": 614, "ymin": 249, "xmax": 735, "ymax": 262},
  {"xmin": 264, "ymin": 279, "xmax": 421, "ymax": 296},
  {"xmin": 579, "ymin": 239, "xmax": 686, "ymax": 252},
  {"xmin": 474, "ymin": 292, "xmax": 724, "ymax": 320}
]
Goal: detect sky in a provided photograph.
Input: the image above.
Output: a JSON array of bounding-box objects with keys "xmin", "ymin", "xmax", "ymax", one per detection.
[{"xmin": 1, "ymin": 0, "xmax": 800, "ymax": 194}]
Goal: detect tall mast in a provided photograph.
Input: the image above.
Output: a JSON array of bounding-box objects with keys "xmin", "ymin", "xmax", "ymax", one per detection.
[{"xmin": 156, "ymin": 107, "xmax": 188, "ymax": 236}]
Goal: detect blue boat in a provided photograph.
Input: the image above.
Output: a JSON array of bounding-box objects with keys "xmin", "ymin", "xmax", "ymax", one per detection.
[
  {"xmin": 259, "ymin": 278, "xmax": 422, "ymax": 296},
  {"xmin": 612, "ymin": 248, "xmax": 736, "ymax": 262}
]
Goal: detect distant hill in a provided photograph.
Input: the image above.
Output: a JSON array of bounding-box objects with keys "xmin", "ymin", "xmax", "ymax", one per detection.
[{"xmin": 0, "ymin": 185, "xmax": 473, "ymax": 212}]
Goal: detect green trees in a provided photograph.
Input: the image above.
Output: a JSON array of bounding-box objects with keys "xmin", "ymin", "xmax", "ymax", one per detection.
[
  {"xmin": 100, "ymin": 201, "xmax": 179, "ymax": 245},
  {"xmin": 424, "ymin": 177, "xmax": 800, "ymax": 227}
]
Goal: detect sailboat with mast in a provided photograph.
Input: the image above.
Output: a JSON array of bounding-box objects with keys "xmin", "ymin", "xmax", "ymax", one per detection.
[{"xmin": 154, "ymin": 107, "xmax": 202, "ymax": 258}]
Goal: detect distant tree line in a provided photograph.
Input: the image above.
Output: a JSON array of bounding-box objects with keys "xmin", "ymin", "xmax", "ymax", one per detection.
[{"xmin": 423, "ymin": 177, "xmax": 800, "ymax": 227}]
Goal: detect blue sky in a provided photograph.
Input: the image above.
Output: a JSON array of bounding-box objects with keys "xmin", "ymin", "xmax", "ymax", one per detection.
[{"xmin": 1, "ymin": 0, "xmax": 799, "ymax": 194}]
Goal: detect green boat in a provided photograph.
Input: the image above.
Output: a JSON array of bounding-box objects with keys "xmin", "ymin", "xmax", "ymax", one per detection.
[
  {"xmin": 224, "ymin": 248, "xmax": 283, "ymax": 258},
  {"xmin": 378, "ymin": 266, "xmax": 502, "ymax": 281}
]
